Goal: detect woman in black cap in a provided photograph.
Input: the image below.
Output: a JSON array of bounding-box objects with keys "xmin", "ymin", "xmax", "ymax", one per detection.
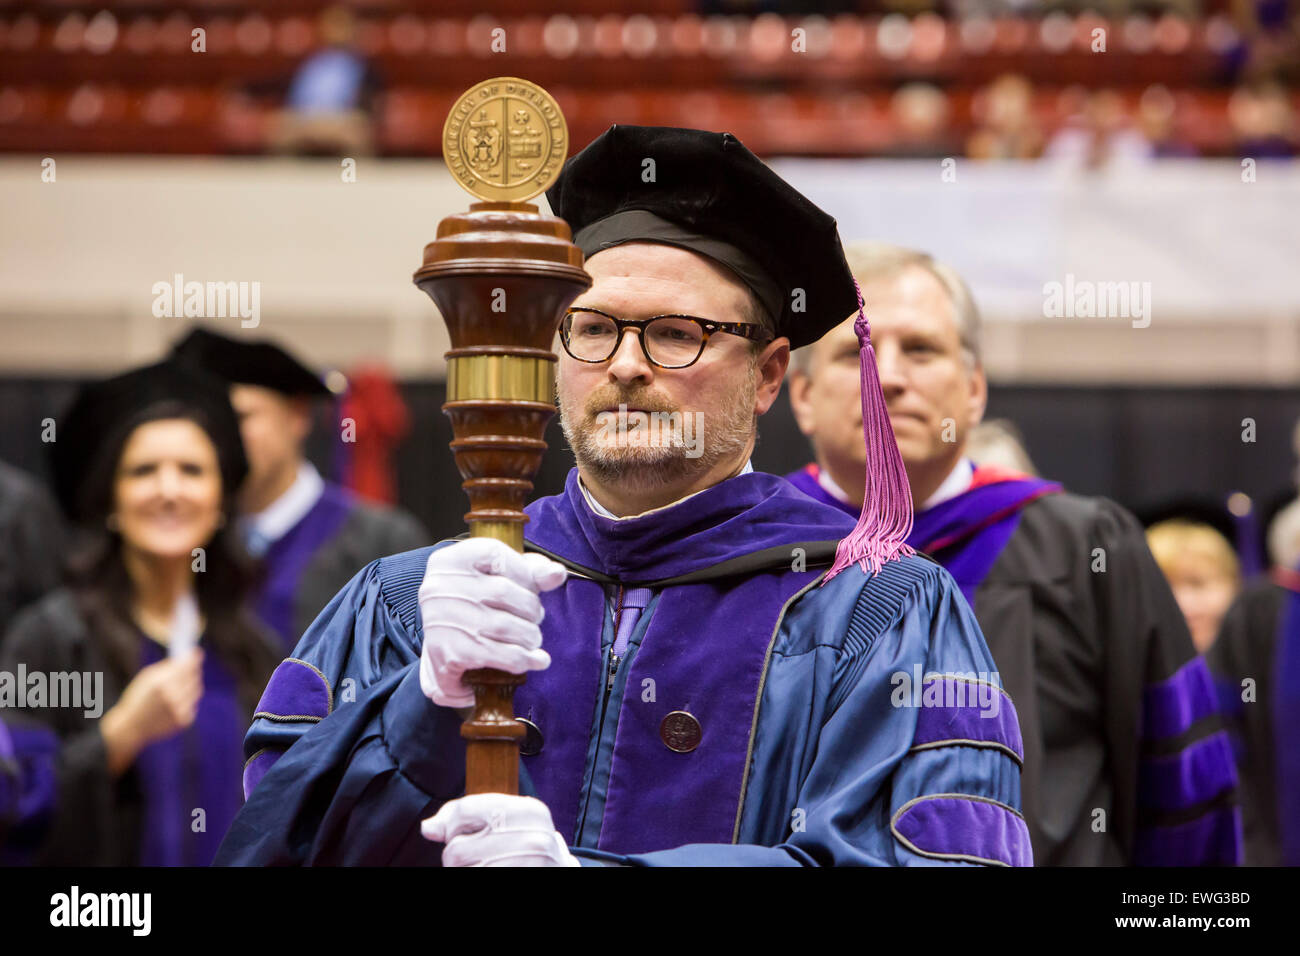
[{"xmin": 0, "ymin": 360, "xmax": 278, "ymax": 866}]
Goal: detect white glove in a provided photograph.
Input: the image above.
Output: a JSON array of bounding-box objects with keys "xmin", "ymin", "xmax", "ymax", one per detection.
[
  {"xmin": 418, "ymin": 537, "xmax": 567, "ymax": 708},
  {"xmin": 422, "ymin": 793, "xmax": 580, "ymax": 867}
]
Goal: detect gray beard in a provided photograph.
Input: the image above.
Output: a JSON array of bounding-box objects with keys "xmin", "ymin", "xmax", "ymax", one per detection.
[{"xmin": 558, "ymin": 386, "xmax": 756, "ymax": 494}]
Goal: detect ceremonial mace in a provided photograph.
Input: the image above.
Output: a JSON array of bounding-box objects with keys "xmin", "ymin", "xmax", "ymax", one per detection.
[{"xmin": 413, "ymin": 78, "xmax": 590, "ymax": 795}]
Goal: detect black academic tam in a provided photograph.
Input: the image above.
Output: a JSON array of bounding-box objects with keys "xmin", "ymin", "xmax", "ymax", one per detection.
[
  {"xmin": 546, "ymin": 125, "xmax": 860, "ymax": 350},
  {"xmin": 50, "ymin": 359, "xmax": 247, "ymax": 524},
  {"xmin": 171, "ymin": 326, "xmax": 331, "ymax": 397}
]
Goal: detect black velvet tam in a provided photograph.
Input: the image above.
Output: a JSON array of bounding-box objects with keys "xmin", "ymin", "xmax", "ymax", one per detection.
[
  {"xmin": 171, "ymin": 327, "xmax": 329, "ymax": 397},
  {"xmin": 51, "ymin": 359, "xmax": 248, "ymax": 523},
  {"xmin": 546, "ymin": 125, "xmax": 859, "ymax": 349}
]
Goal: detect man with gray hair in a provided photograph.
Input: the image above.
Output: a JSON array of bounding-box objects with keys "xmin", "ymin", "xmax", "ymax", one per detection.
[{"xmin": 786, "ymin": 241, "xmax": 1241, "ymax": 866}]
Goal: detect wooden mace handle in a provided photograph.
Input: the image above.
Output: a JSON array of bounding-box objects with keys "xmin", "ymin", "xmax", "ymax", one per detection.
[
  {"xmin": 416, "ymin": 200, "xmax": 590, "ymax": 796},
  {"xmin": 461, "ymin": 667, "xmax": 527, "ymax": 794}
]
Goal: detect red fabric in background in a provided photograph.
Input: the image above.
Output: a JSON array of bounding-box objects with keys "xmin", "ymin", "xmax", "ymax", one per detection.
[{"xmin": 339, "ymin": 364, "xmax": 409, "ymax": 505}]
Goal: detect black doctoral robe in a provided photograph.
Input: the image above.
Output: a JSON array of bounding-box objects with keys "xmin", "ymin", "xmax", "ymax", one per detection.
[
  {"xmin": 0, "ymin": 461, "xmax": 65, "ymax": 642},
  {"xmin": 0, "ymin": 590, "xmax": 276, "ymax": 865},
  {"xmin": 1207, "ymin": 573, "xmax": 1294, "ymax": 866},
  {"xmin": 252, "ymin": 481, "xmax": 429, "ymax": 651},
  {"xmin": 966, "ymin": 493, "xmax": 1239, "ymax": 865},
  {"xmin": 789, "ymin": 462, "xmax": 1241, "ymax": 866}
]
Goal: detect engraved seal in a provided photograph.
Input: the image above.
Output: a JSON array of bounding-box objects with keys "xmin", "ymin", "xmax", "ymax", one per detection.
[{"xmin": 442, "ymin": 77, "xmax": 569, "ymax": 203}]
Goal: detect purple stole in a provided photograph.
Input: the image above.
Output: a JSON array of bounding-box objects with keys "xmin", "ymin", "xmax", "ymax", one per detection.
[
  {"xmin": 256, "ymin": 484, "xmax": 354, "ymax": 649},
  {"xmin": 906, "ymin": 467, "xmax": 1062, "ymax": 605},
  {"xmin": 514, "ymin": 469, "xmax": 853, "ymax": 852},
  {"xmin": 785, "ymin": 463, "xmax": 860, "ymax": 520},
  {"xmin": 135, "ymin": 636, "xmax": 246, "ymax": 866},
  {"xmin": 787, "ymin": 462, "xmax": 1062, "ymax": 605},
  {"xmin": 1274, "ymin": 566, "xmax": 1300, "ymax": 865}
]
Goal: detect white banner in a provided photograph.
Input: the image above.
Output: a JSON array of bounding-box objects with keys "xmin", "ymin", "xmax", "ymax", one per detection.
[{"xmin": 771, "ymin": 159, "xmax": 1300, "ymax": 322}]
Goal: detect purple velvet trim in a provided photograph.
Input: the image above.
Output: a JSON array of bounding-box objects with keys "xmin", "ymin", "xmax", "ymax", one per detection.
[
  {"xmin": 903, "ymin": 475, "xmax": 1058, "ymax": 606},
  {"xmin": 1137, "ymin": 730, "xmax": 1238, "ymax": 812},
  {"xmin": 1275, "ymin": 579, "xmax": 1300, "ymax": 865},
  {"xmin": 516, "ymin": 468, "xmax": 852, "ymax": 852},
  {"xmin": 512, "ymin": 578, "xmax": 607, "ymax": 845},
  {"xmin": 524, "ymin": 468, "xmax": 854, "ymax": 584},
  {"xmin": 242, "ymin": 748, "xmax": 282, "ymax": 800},
  {"xmin": 0, "ymin": 720, "xmax": 14, "ymax": 834},
  {"xmin": 908, "ymin": 474, "xmax": 1062, "ymax": 556},
  {"xmin": 597, "ymin": 575, "xmax": 809, "ymax": 853},
  {"xmin": 0, "ymin": 724, "xmax": 59, "ymax": 831},
  {"xmin": 135, "ymin": 637, "xmax": 246, "ymax": 866},
  {"xmin": 788, "ymin": 464, "xmax": 1062, "ymax": 559},
  {"xmin": 1133, "ymin": 805, "xmax": 1244, "ymax": 866},
  {"xmin": 0, "ymin": 721, "xmax": 12, "ymax": 817},
  {"xmin": 1212, "ymin": 675, "xmax": 1245, "ymax": 719},
  {"xmin": 893, "ymin": 795, "xmax": 1032, "ymax": 866},
  {"xmin": 912, "ymin": 676, "xmax": 1023, "ymax": 763},
  {"xmin": 254, "ymin": 658, "xmax": 332, "ymax": 721},
  {"xmin": 256, "ymin": 483, "xmax": 355, "ymax": 649},
  {"xmin": 784, "ymin": 465, "xmax": 860, "ymax": 519},
  {"xmin": 515, "ymin": 572, "xmax": 812, "ymax": 853},
  {"xmin": 925, "ymin": 513, "xmax": 1021, "ymax": 608},
  {"xmin": 1140, "ymin": 657, "xmax": 1219, "ymax": 741}
]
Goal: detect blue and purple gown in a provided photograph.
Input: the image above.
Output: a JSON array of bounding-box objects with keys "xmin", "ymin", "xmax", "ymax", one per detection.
[
  {"xmin": 217, "ymin": 468, "xmax": 1032, "ymax": 866},
  {"xmin": 788, "ymin": 461, "xmax": 1243, "ymax": 866}
]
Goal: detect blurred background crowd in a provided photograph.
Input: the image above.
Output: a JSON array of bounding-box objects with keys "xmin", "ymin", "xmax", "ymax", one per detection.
[{"xmin": 0, "ymin": 0, "xmax": 1296, "ymax": 160}]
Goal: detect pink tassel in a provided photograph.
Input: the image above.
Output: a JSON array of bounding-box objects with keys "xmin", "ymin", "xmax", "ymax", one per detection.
[{"xmin": 823, "ymin": 280, "xmax": 915, "ymax": 581}]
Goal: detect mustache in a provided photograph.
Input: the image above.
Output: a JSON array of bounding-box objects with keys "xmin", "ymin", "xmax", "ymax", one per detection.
[{"xmin": 582, "ymin": 387, "xmax": 677, "ymax": 418}]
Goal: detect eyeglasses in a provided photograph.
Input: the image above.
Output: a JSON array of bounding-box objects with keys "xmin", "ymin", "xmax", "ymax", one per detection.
[{"xmin": 560, "ymin": 307, "xmax": 773, "ymax": 370}]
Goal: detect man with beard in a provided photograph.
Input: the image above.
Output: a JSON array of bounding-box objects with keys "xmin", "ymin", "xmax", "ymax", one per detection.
[
  {"xmin": 216, "ymin": 127, "xmax": 1029, "ymax": 867},
  {"xmin": 787, "ymin": 241, "xmax": 1240, "ymax": 866}
]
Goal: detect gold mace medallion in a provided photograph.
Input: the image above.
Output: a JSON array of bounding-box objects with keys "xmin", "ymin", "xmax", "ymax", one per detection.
[{"xmin": 443, "ymin": 77, "xmax": 569, "ymax": 203}]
